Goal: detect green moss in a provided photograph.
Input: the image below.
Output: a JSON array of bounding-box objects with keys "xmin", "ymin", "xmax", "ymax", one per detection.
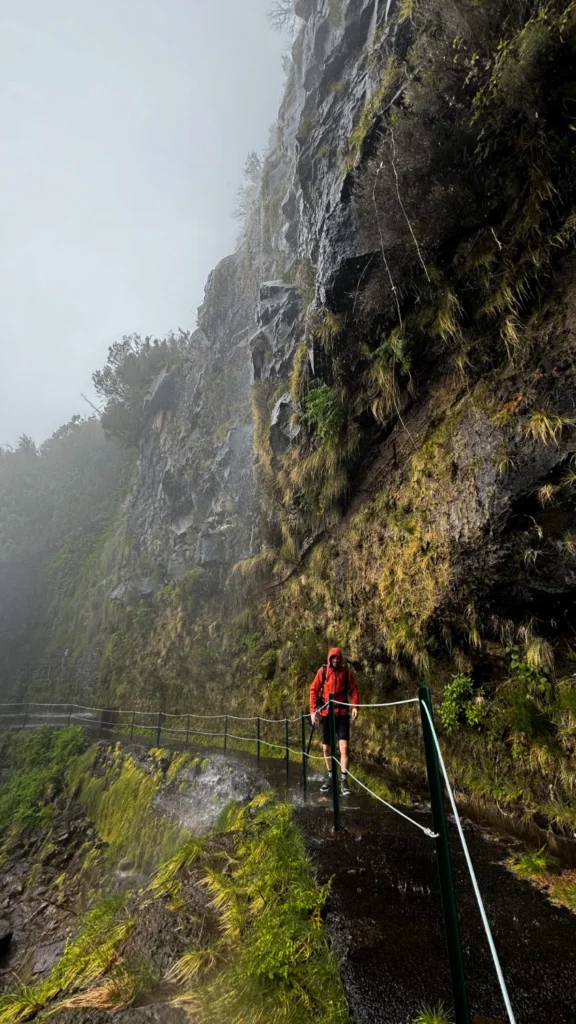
[
  {"xmin": 344, "ymin": 55, "xmax": 403, "ymax": 171},
  {"xmin": 77, "ymin": 750, "xmax": 186, "ymax": 871}
]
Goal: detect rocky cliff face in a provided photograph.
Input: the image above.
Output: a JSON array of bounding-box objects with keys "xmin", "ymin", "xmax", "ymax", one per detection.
[
  {"xmin": 101, "ymin": 0, "xmax": 576, "ymax": 679},
  {"xmin": 16, "ymin": 0, "xmax": 576, "ymax": 824}
]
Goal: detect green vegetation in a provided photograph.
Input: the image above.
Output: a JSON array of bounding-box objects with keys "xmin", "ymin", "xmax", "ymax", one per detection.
[
  {"xmin": 93, "ymin": 331, "xmax": 189, "ymax": 446},
  {"xmin": 0, "ymin": 737, "xmax": 347, "ymax": 1023},
  {"xmin": 509, "ymin": 845, "xmax": 576, "ymax": 915},
  {"xmin": 76, "ymin": 747, "xmax": 187, "ymax": 871},
  {"xmin": 523, "ymin": 410, "xmax": 574, "ymax": 445},
  {"xmin": 510, "ymin": 845, "xmax": 555, "ymax": 880},
  {"xmin": 439, "ymin": 676, "xmax": 485, "ymax": 737},
  {"xmin": 302, "ymin": 383, "xmax": 344, "ymax": 446},
  {"xmin": 344, "ymin": 55, "xmax": 402, "ymax": 171},
  {"xmin": 0, "ymin": 726, "xmax": 86, "ymax": 844},
  {"xmin": 170, "ymin": 797, "xmax": 349, "ymax": 1024},
  {"xmin": 413, "ymin": 1005, "xmax": 452, "ymax": 1024}
]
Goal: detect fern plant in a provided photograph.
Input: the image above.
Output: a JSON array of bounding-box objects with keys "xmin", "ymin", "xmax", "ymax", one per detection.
[{"xmin": 302, "ymin": 383, "xmax": 343, "ymax": 446}]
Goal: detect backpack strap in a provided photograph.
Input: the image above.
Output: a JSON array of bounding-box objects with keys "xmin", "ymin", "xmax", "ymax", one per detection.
[{"xmin": 316, "ymin": 664, "xmax": 327, "ymax": 712}]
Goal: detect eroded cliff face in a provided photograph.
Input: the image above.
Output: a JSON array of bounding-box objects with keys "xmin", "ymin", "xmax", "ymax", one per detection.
[
  {"xmin": 22, "ymin": 0, "xmax": 576, "ymax": 821},
  {"xmin": 104, "ymin": 0, "xmax": 576, "ymax": 667},
  {"xmin": 118, "ymin": 255, "xmax": 260, "ymax": 595}
]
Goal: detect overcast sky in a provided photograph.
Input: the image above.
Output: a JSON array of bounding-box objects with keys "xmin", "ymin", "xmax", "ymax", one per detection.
[{"xmin": 0, "ymin": 0, "xmax": 287, "ymax": 446}]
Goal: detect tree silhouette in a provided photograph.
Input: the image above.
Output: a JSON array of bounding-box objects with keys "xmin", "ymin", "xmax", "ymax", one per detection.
[{"xmin": 268, "ymin": 1, "xmax": 294, "ymax": 32}]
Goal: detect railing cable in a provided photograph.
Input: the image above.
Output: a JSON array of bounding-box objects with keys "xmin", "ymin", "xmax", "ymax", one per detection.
[
  {"xmin": 420, "ymin": 701, "xmax": 516, "ymax": 1024},
  {"xmin": 331, "ymin": 756, "xmax": 438, "ymax": 839}
]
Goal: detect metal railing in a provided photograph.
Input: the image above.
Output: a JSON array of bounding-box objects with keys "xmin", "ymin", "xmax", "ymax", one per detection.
[{"xmin": 0, "ymin": 691, "xmax": 516, "ymax": 1024}]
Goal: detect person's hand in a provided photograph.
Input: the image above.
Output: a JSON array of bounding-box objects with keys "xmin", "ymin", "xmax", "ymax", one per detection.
[
  {"xmin": 310, "ymin": 712, "xmax": 317, "ymax": 726},
  {"xmin": 351, "ymin": 707, "xmax": 359, "ymax": 722}
]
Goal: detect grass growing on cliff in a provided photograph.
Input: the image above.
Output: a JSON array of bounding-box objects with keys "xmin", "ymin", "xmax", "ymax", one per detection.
[
  {"xmin": 170, "ymin": 798, "xmax": 349, "ymax": 1024},
  {"xmin": 0, "ymin": 895, "xmax": 134, "ymax": 1023},
  {"xmin": 75, "ymin": 747, "xmax": 187, "ymax": 871},
  {"xmin": 0, "ymin": 726, "xmax": 86, "ymax": 844}
]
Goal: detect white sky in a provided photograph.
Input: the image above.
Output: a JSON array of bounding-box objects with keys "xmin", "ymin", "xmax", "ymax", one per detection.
[{"xmin": 0, "ymin": 0, "xmax": 287, "ymax": 445}]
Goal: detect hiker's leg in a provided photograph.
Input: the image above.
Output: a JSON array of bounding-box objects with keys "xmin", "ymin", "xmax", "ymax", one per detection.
[
  {"xmin": 320, "ymin": 718, "xmax": 332, "ymax": 772},
  {"xmin": 339, "ymin": 739, "xmax": 349, "ymax": 773}
]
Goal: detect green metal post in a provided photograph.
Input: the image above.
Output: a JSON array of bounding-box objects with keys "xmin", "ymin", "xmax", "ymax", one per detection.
[
  {"xmin": 156, "ymin": 712, "xmax": 162, "ymax": 748},
  {"xmin": 285, "ymin": 717, "xmax": 290, "ymax": 782},
  {"xmin": 224, "ymin": 715, "xmax": 228, "ymax": 752},
  {"xmin": 301, "ymin": 714, "xmax": 307, "ymax": 801},
  {"xmin": 130, "ymin": 711, "xmax": 135, "ymax": 741},
  {"xmin": 22, "ymin": 703, "xmax": 29, "ymax": 729},
  {"xmin": 419, "ymin": 687, "xmax": 470, "ymax": 1024},
  {"xmin": 257, "ymin": 717, "xmax": 261, "ymax": 764},
  {"xmin": 329, "ymin": 696, "xmax": 341, "ymax": 832},
  {"xmin": 68, "ymin": 704, "xmax": 72, "ymax": 726},
  {"xmin": 185, "ymin": 714, "xmax": 190, "ymax": 751}
]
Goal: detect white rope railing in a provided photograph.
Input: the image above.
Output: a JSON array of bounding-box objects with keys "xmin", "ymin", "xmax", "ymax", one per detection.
[
  {"xmin": 334, "ymin": 698, "xmax": 420, "ymax": 708},
  {"xmin": 3, "ymin": 692, "xmax": 516, "ymax": 1021},
  {"xmin": 420, "ymin": 701, "xmax": 516, "ymax": 1024},
  {"xmin": 0, "ymin": 703, "xmax": 309, "ymax": 726},
  {"xmin": 331, "ymin": 755, "xmax": 438, "ymax": 839}
]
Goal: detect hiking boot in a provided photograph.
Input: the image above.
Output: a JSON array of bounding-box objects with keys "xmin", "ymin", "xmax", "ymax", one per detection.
[
  {"xmin": 341, "ymin": 776, "xmax": 351, "ymax": 796},
  {"xmin": 320, "ymin": 775, "xmax": 332, "ymax": 792}
]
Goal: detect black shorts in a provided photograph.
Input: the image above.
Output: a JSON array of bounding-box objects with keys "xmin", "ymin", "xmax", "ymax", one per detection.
[{"xmin": 320, "ymin": 715, "xmax": 350, "ymax": 745}]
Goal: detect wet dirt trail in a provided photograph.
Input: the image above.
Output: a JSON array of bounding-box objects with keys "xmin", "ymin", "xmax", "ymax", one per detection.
[
  {"xmin": 295, "ymin": 797, "xmax": 576, "ymax": 1024},
  {"xmin": 97, "ymin": 726, "xmax": 576, "ymax": 1024},
  {"xmin": 9, "ymin": 723, "xmax": 573, "ymax": 1024}
]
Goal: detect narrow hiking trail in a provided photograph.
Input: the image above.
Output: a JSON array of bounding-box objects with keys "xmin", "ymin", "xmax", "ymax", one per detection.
[
  {"xmin": 155, "ymin": 734, "xmax": 576, "ymax": 1024},
  {"xmin": 296, "ymin": 795, "xmax": 576, "ymax": 1024},
  {"xmin": 3, "ymin": 718, "xmax": 575, "ymax": 1024}
]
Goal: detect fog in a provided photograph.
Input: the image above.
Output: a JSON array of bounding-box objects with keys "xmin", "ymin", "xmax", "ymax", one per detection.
[{"xmin": 0, "ymin": 0, "xmax": 287, "ymax": 445}]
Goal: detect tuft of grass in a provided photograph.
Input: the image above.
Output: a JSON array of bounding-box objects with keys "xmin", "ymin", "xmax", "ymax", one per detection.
[
  {"xmin": 58, "ymin": 965, "xmax": 159, "ymax": 1012},
  {"xmin": 510, "ymin": 845, "xmax": 556, "ymax": 879},
  {"xmin": 314, "ymin": 308, "xmax": 343, "ymax": 350},
  {"xmin": 365, "ymin": 328, "xmax": 412, "ymax": 424},
  {"xmin": 548, "ymin": 871, "xmax": 576, "ymax": 912},
  {"xmin": 0, "ymin": 982, "xmax": 50, "ymax": 1024},
  {"xmin": 148, "ymin": 836, "xmax": 204, "ymax": 899},
  {"xmin": 523, "ymin": 410, "xmax": 574, "ymax": 445},
  {"xmin": 525, "ymin": 636, "xmax": 554, "ymax": 673},
  {"xmin": 537, "ymin": 483, "xmax": 558, "ymax": 506},
  {"xmin": 290, "ymin": 343, "xmax": 310, "ymax": 404},
  {"xmin": 413, "ymin": 1003, "xmax": 453, "ymax": 1024}
]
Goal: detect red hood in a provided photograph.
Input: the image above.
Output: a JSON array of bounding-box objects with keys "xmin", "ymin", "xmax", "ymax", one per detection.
[{"xmin": 327, "ymin": 647, "xmax": 342, "ymax": 663}]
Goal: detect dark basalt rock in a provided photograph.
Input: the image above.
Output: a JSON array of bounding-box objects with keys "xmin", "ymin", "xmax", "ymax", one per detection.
[{"xmin": 0, "ymin": 918, "xmax": 13, "ymax": 958}]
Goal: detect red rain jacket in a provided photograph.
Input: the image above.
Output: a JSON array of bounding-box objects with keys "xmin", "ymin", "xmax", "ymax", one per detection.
[{"xmin": 309, "ymin": 648, "xmax": 360, "ymax": 717}]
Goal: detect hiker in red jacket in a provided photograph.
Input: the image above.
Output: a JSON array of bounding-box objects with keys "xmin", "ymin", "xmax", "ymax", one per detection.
[{"xmin": 309, "ymin": 647, "xmax": 359, "ymax": 796}]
